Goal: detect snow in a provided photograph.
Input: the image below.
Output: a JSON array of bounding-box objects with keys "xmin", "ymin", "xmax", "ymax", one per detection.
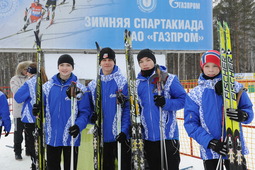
[
  {"xmin": 0, "ymin": 119, "xmax": 31, "ymax": 170},
  {"xmin": 0, "ymin": 115, "xmax": 204, "ymax": 170}
]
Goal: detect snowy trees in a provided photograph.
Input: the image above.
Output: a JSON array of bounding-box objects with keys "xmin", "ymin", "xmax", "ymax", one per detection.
[{"xmin": 213, "ymin": 0, "xmax": 255, "ymax": 73}]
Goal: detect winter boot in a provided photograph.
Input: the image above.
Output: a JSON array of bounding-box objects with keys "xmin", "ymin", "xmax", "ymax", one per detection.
[{"xmin": 15, "ymin": 154, "xmax": 22, "ymax": 160}]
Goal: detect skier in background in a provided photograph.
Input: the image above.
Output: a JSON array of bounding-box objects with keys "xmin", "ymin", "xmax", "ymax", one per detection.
[
  {"xmin": 184, "ymin": 50, "xmax": 254, "ymax": 170},
  {"xmin": 32, "ymin": 54, "xmax": 90, "ymax": 170},
  {"xmin": 59, "ymin": 0, "xmax": 76, "ymax": 10},
  {"xmin": 136, "ymin": 49, "xmax": 186, "ymax": 170},
  {"xmin": 22, "ymin": 0, "xmax": 45, "ymax": 34},
  {"xmin": 0, "ymin": 89, "xmax": 11, "ymax": 139},
  {"xmin": 10, "ymin": 61, "xmax": 32, "ymax": 160},
  {"xmin": 45, "ymin": 0, "xmax": 57, "ymax": 25},
  {"xmin": 86, "ymin": 47, "xmax": 131, "ymax": 170},
  {"xmin": 14, "ymin": 62, "xmax": 48, "ymax": 170}
]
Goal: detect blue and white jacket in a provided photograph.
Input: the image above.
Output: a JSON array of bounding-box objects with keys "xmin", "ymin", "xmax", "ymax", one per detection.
[
  {"xmin": 87, "ymin": 65, "xmax": 130, "ymax": 143},
  {"xmin": 0, "ymin": 91, "xmax": 11, "ymax": 133},
  {"xmin": 137, "ymin": 66, "xmax": 186, "ymax": 141},
  {"xmin": 184, "ymin": 73, "xmax": 254, "ymax": 160},
  {"xmin": 43, "ymin": 73, "xmax": 90, "ymax": 147},
  {"xmin": 14, "ymin": 76, "xmax": 37, "ymax": 123}
]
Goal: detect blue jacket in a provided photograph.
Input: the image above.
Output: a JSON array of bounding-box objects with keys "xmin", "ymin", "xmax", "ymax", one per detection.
[
  {"xmin": 0, "ymin": 91, "xmax": 11, "ymax": 133},
  {"xmin": 43, "ymin": 73, "xmax": 90, "ymax": 147},
  {"xmin": 184, "ymin": 74, "xmax": 254, "ymax": 160},
  {"xmin": 137, "ymin": 66, "xmax": 186, "ymax": 141},
  {"xmin": 87, "ymin": 65, "xmax": 130, "ymax": 142},
  {"xmin": 14, "ymin": 76, "xmax": 37, "ymax": 123}
]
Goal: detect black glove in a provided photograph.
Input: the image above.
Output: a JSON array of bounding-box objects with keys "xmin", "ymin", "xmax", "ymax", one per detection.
[
  {"xmin": 4, "ymin": 130, "xmax": 9, "ymax": 137},
  {"xmin": 24, "ymin": 16, "xmax": 27, "ymax": 21},
  {"xmin": 90, "ymin": 113, "xmax": 98, "ymax": 124},
  {"xmin": 117, "ymin": 91, "xmax": 127, "ymax": 107},
  {"xmin": 154, "ymin": 95, "xmax": 165, "ymax": 107},
  {"xmin": 66, "ymin": 86, "xmax": 83, "ymax": 100},
  {"xmin": 215, "ymin": 81, "xmax": 223, "ymax": 95},
  {"xmin": 226, "ymin": 108, "xmax": 248, "ymax": 122},
  {"xmin": 69, "ymin": 125, "xmax": 80, "ymax": 138},
  {"xmin": 116, "ymin": 132, "xmax": 127, "ymax": 144},
  {"xmin": 32, "ymin": 103, "xmax": 41, "ymax": 116},
  {"xmin": 208, "ymin": 139, "xmax": 227, "ymax": 156}
]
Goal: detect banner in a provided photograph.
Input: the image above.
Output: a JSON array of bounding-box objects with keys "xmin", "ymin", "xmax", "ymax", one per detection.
[{"xmin": 0, "ymin": 0, "xmax": 212, "ymax": 50}]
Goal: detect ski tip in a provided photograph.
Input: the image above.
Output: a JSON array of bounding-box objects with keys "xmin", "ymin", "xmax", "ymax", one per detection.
[
  {"xmin": 223, "ymin": 21, "xmax": 229, "ymax": 29},
  {"xmin": 95, "ymin": 41, "xmax": 100, "ymax": 51},
  {"xmin": 124, "ymin": 29, "xmax": 131, "ymax": 42},
  {"xmin": 124, "ymin": 29, "xmax": 131, "ymax": 35},
  {"xmin": 34, "ymin": 31, "xmax": 41, "ymax": 47}
]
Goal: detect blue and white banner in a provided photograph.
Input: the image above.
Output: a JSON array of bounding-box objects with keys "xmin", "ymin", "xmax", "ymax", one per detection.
[{"xmin": 0, "ymin": 0, "xmax": 212, "ymax": 50}]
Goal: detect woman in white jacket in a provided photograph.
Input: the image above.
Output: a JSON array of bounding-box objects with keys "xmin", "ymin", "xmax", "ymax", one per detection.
[{"xmin": 10, "ymin": 60, "xmax": 32, "ymax": 160}]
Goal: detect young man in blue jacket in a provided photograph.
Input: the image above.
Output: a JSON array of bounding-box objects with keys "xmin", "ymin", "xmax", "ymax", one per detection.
[
  {"xmin": 0, "ymin": 90, "xmax": 11, "ymax": 139},
  {"xmin": 136, "ymin": 49, "xmax": 186, "ymax": 170},
  {"xmin": 40, "ymin": 54, "xmax": 90, "ymax": 170},
  {"xmin": 15, "ymin": 62, "xmax": 48, "ymax": 170},
  {"xmin": 87, "ymin": 47, "xmax": 131, "ymax": 170},
  {"xmin": 184, "ymin": 50, "xmax": 254, "ymax": 170}
]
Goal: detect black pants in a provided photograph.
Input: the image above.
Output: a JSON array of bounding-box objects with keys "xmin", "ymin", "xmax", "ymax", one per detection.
[
  {"xmin": 144, "ymin": 140, "xmax": 180, "ymax": 170},
  {"xmin": 204, "ymin": 158, "xmax": 247, "ymax": 170},
  {"xmin": 14, "ymin": 118, "xmax": 28, "ymax": 155},
  {"xmin": 24, "ymin": 123, "xmax": 36, "ymax": 167},
  {"xmin": 103, "ymin": 141, "xmax": 131, "ymax": 170},
  {"xmin": 47, "ymin": 145, "xmax": 79, "ymax": 170}
]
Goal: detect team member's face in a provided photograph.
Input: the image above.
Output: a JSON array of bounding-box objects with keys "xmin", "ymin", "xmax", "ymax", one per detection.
[
  {"xmin": 58, "ymin": 63, "xmax": 73, "ymax": 80},
  {"xmin": 139, "ymin": 57, "xmax": 155, "ymax": 71},
  {"xmin": 100, "ymin": 58, "xmax": 115, "ymax": 75},
  {"xmin": 203, "ymin": 62, "xmax": 220, "ymax": 77}
]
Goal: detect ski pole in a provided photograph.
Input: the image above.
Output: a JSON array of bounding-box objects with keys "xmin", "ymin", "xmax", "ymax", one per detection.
[
  {"xmin": 116, "ymin": 91, "xmax": 123, "ymax": 170},
  {"xmin": 0, "ymin": 125, "xmax": 2, "ymax": 139},
  {"xmin": 155, "ymin": 65, "xmax": 168, "ymax": 170},
  {"xmin": 216, "ymin": 106, "xmax": 226, "ymax": 170},
  {"xmin": 70, "ymin": 81, "xmax": 77, "ymax": 170}
]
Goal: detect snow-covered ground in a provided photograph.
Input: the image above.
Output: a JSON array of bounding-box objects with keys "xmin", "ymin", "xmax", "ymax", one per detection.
[{"xmin": 0, "ymin": 116, "xmax": 203, "ymax": 170}]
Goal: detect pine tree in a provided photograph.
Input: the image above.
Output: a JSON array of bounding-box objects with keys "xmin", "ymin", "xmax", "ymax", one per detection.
[{"xmin": 213, "ymin": 0, "xmax": 255, "ymax": 73}]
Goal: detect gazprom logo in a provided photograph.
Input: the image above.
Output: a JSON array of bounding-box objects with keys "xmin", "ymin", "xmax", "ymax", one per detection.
[
  {"xmin": 137, "ymin": 0, "xmax": 157, "ymax": 13},
  {"xmin": 169, "ymin": 0, "xmax": 200, "ymax": 9},
  {"xmin": 110, "ymin": 94, "xmax": 116, "ymax": 98}
]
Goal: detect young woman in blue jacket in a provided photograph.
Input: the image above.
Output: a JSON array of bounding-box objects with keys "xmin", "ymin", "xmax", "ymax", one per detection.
[
  {"xmin": 14, "ymin": 62, "xmax": 48, "ymax": 170},
  {"xmin": 136, "ymin": 49, "xmax": 186, "ymax": 170},
  {"xmin": 42, "ymin": 54, "xmax": 91, "ymax": 170},
  {"xmin": 184, "ymin": 50, "xmax": 254, "ymax": 170},
  {"xmin": 87, "ymin": 47, "xmax": 131, "ymax": 170}
]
